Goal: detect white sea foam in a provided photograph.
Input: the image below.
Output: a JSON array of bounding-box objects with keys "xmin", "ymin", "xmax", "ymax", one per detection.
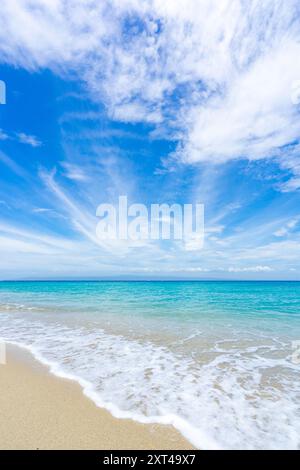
[
  {"xmin": 0, "ymin": 303, "xmax": 43, "ymax": 311},
  {"xmin": 0, "ymin": 310, "xmax": 299, "ymax": 450}
]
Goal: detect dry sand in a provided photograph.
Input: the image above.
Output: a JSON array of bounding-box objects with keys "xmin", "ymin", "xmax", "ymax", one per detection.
[{"xmin": 0, "ymin": 345, "xmax": 193, "ymax": 450}]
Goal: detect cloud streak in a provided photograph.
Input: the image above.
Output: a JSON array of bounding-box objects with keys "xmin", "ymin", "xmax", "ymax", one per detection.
[{"xmin": 17, "ymin": 132, "xmax": 42, "ymax": 147}]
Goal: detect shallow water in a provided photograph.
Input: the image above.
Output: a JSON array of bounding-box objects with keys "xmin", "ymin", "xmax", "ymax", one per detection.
[{"xmin": 0, "ymin": 281, "xmax": 300, "ymax": 449}]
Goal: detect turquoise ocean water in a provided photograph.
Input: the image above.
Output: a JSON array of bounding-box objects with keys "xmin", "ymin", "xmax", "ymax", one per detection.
[{"xmin": 0, "ymin": 281, "xmax": 300, "ymax": 449}]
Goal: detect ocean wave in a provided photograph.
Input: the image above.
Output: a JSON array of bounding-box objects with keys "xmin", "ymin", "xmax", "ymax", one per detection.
[
  {"xmin": 0, "ymin": 310, "xmax": 299, "ymax": 450},
  {"xmin": 0, "ymin": 303, "xmax": 44, "ymax": 312}
]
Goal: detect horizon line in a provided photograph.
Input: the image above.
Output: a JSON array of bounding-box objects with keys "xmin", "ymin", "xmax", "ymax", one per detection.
[{"xmin": 1, "ymin": 279, "xmax": 300, "ymax": 283}]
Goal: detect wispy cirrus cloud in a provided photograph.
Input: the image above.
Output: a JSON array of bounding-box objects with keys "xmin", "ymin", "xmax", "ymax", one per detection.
[
  {"xmin": 0, "ymin": 150, "xmax": 28, "ymax": 178},
  {"xmin": 0, "ymin": 129, "xmax": 9, "ymax": 140},
  {"xmin": 60, "ymin": 162, "xmax": 89, "ymax": 182},
  {"xmin": 274, "ymin": 217, "xmax": 300, "ymax": 237},
  {"xmin": 17, "ymin": 132, "xmax": 42, "ymax": 147},
  {"xmin": 0, "ymin": 221, "xmax": 78, "ymax": 253},
  {"xmin": 0, "ymin": 128, "xmax": 42, "ymax": 147},
  {"xmin": 227, "ymin": 266, "xmax": 273, "ymax": 273}
]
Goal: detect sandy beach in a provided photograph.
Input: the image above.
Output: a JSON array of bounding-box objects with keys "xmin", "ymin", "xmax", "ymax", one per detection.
[{"xmin": 0, "ymin": 345, "xmax": 193, "ymax": 450}]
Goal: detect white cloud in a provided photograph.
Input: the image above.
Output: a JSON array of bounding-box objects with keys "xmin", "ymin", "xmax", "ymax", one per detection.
[
  {"xmin": 0, "ymin": 128, "xmax": 42, "ymax": 147},
  {"xmin": 0, "ymin": 1, "xmax": 299, "ymax": 186},
  {"xmin": 228, "ymin": 265, "xmax": 273, "ymax": 273},
  {"xmin": 0, "ymin": 150, "xmax": 28, "ymax": 178},
  {"xmin": 0, "ymin": 221, "xmax": 78, "ymax": 253},
  {"xmin": 236, "ymin": 239, "xmax": 300, "ymax": 262},
  {"xmin": 17, "ymin": 132, "xmax": 42, "ymax": 147},
  {"xmin": 275, "ymin": 144, "xmax": 300, "ymax": 192},
  {"xmin": 274, "ymin": 217, "xmax": 300, "ymax": 237},
  {"xmin": 0, "ymin": 129, "xmax": 9, "ymax": 140},
  {"xmin": 61, "ymin": 162, "xmax": 89, "ymax": 182},
  {"xmin": 178, "ymin": 39, "xmax": 300, "ymax": 164},
  {"xmin": 32, "ymin": 207, "xmax": 52, "ymax": 213}
]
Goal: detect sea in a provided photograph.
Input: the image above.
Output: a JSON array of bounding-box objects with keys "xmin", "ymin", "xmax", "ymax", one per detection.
[{"xmin": 0, "ymin": 280, "xmax": 299, "ymax": 449}]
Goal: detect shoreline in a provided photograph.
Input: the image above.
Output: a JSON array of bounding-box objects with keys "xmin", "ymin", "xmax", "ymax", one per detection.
[{"xmin": 0, "ymin": 344, "xmax": 193, "ymax": 450}]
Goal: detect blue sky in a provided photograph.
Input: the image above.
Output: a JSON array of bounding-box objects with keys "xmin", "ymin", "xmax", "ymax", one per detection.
[{"xmin": 0, "ymin": 0, "xmax": 300, "ymax": 280}]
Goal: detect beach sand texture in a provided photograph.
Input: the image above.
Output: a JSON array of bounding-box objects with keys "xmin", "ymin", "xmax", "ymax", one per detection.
[{"xmin": 0, "ymin": 345, "xmax": 193, "ymax": 450}]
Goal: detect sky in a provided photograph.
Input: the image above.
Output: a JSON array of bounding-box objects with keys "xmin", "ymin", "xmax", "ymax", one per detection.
[{"xmin": 0, "ymin": 0, "xmax": 300, "ymax": 280}]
